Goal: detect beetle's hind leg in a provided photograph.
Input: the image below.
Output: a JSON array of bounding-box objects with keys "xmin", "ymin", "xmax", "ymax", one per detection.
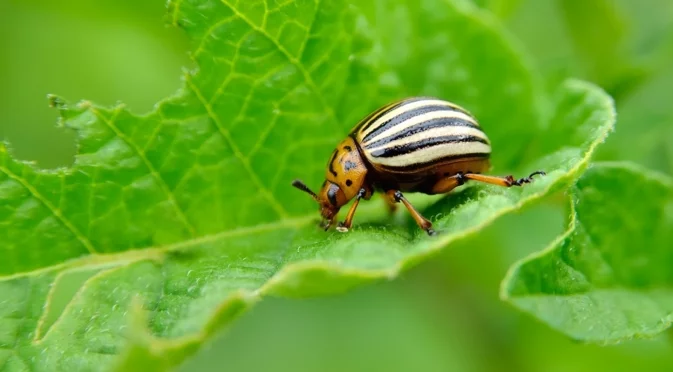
[
  {"xmin": 430, "ymin": 171, "xmax": 545, "ymax": 194},
  {"xmin": 462, "ymin": 171, "xmax": 545, "ymax": 187},
  {"xmin": 386, "ymin": 190, "xmax": 435, "ymax": 236}
]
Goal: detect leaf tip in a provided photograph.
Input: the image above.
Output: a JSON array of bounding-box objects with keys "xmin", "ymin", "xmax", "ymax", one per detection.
[{"xmin": 47, "ymin": 94, "xmax": 66, "ymax": 109}]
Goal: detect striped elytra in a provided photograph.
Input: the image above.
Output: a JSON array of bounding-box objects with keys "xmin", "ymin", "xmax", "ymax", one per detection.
[
  {"xmin": 292, "ymin": 96, "xmax": 545, "ymax": 236},
  {"xmin": 353, "ymin": 97, "xmax": 491, "ymax": 173}
]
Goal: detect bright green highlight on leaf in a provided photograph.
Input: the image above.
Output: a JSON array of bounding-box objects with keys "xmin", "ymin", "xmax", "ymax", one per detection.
[
  {"xmin": 0, "ymin": 0, "xmax": 617, "ymax": 370},
  {"xmin": 502, "ymin": 162, "xmax": 673, "ymax": 343}
]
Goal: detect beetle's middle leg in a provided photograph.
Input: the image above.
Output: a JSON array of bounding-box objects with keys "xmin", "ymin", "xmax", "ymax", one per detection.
[
  {"xmin": 386, "ymin": 190, "xmax": 435, "ymax": 236},
  {"xmin": 383, "ymin": 193, "xmax": 398, "ymax": 214}
]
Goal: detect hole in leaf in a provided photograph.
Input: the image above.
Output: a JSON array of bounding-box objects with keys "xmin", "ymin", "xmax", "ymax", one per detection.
[{"xmin": 0, "ymin": 0, "xmax": 190, "ymax": 169}]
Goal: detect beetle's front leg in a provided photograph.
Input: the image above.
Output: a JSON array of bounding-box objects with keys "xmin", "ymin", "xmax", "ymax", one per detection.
[
  {"xmin": 386, "ymin": 190, "xmax": 436, "ymax": 236},
  {"xmin": 336, "ymin": 188, "xmax": 367, "ymax": 232}
]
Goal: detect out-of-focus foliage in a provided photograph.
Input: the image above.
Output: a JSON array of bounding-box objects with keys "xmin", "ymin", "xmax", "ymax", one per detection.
[
  {"xmin": 0, "ymin": 0, "xmax": 191, "ymax": 169},
  {"xmin": 487, "ymin": 0, "xmax": 673, "ymax": 174},
  {"xmin": 1, "ymin": 0, "xmax": 672, "ymax": 371}
]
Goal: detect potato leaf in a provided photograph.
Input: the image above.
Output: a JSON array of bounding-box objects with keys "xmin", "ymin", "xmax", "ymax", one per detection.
[
  {"xmin": 502, "ymin": 162, "xmax": 673, "ymax": 343},
  {"xmin": 0, "ymin": 0, "xmax": 614, "ymax": 370}
]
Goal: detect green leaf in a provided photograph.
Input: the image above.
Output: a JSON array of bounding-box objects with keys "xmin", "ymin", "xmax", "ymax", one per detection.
[
  {"xmin": 501, "ymin": 162, "xmax": 673, "ymax": 343},
  {"xmin": 0, "ymin": 0, "xmax": 615, "ymax": 370}
]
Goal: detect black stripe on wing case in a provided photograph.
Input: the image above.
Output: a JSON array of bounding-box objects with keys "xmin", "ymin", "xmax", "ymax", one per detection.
[
  {"xmin": 361, "ymin": 104, "xmax": 473, "ymax": 143},
  {"xmin": 357, "ymin": 97, "xmax": 429, "ymax": 134},
  {"xmin": 363, "ymin": 117, "xmax": 482, "ymax": 149},
  {"xmin": 370, "ymin": 135, "xmax": 489, "ymax": 158},
  {"xmin": 358, "ymin": 98, "xmax": 421, "ymax": 132}
]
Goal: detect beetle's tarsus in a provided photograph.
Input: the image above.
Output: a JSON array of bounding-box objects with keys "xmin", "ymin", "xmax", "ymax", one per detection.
[
  {"xmin": 426, "ymin": 228, "xmax": 437, "ymax": 236},
  {"xmin": 336, "ymin": 221, "xmax": 349, "ymax": 232},
  {"xmin": 512, "ymin": 170, "xmax": 546, "ymax": 186}
]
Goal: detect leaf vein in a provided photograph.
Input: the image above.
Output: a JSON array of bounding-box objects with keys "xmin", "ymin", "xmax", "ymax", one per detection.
[
  {"xmin": 193, "ymin": 15, "xmax": 238, "ymax": 57},
  {"xmin": 218, "ymin": 0, "xmax": 340, "ymax": 129},
  {"xmin": 0, "ymin": 165, "xmax": 98, "ymax": 255},
  {"xmin": 170, "ymin": 0, "xmax": 184, "ymax": 26},
  {"xmin": 92, "ymin": 107, "xmax": 198, "ymax": 237},
  {"xmin": 185, "ymin": 76, "xmax": 289, "ymax": 218},
  {"xmin": 297, "ymin": 0, "xmax": 321, "ymax": 60}
]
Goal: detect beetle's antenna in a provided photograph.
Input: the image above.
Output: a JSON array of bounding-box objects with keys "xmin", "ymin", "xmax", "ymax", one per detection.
[{"xmin": 292, "ymin": 179, "xmax": 319, "ymax": 201}]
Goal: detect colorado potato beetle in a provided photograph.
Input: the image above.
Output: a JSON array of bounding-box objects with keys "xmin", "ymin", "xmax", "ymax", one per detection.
[{"xmin": 292, "ymin": 97, "xmax": 544, "ymax": 236}]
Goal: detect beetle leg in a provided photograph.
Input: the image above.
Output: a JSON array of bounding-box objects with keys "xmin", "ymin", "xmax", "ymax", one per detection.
[
  {"xmin": 463, "ymin": 171, "xmax": 546, "ymax": 187},
  {"xmin": 386, "ymin": 190, "xmax": 436, "ymax": 236},
  {"xmin": 336, "ymin": 188, "xmax": 367, "ymax": 232},
  {"xmin": 383, "ymin": 193, "xmax": 398, "ymax": 214},
  {"xmin": 430, "ymin": 173, "xmax": 467, "ymax": 194},
  {"xmin": 431, "ymin": 171, "xmax": 545, "ymax": 193}
]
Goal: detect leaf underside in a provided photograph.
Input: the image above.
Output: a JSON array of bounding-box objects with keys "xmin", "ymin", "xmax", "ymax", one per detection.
[
  {"xmin": 0, "ymin": 0, "xmax": 616, "ymax": 370},
  {"xmin": 502, "ymin": 162, "xmax": 673, "ymax": 344}
]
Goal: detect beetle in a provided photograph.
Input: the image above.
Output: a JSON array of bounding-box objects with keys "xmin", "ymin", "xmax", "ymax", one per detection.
[{"xmin": 291, "ymin": 97, "xmax": 545, "ymax": 236}]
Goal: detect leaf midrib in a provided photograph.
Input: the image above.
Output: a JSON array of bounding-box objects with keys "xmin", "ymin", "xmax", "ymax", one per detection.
[{"xmin": 0, "ymin": 213, "xmax": 316, "ymax": 282}]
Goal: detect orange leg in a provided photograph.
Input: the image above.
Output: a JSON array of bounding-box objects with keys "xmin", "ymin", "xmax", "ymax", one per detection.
[
  {"xmin": 431, "ymin": 171, "xmax": 545, "ymax": 194},
  {"xmin": 430, "ymin": 175, "xmax": 463, "ymax": 194},
  {"xmin": 336, "ymin": 188, "xmax": 366, "ymax": 232},
  {"xmin": 383, "ymin": 193, "xmax": 398, "ymax": 214},
  {"xmin": 465, "ymin": 171, "xmax": 545, "ymax": 187},
  {"xmin": 386, "ymin": 190, "xmax": 435, "ymax": 236}
]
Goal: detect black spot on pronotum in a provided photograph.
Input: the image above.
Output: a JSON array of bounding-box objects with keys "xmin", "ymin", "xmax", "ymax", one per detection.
[
  {"xmin": 346, "ymin": 179, "xmax": 353, "ymax": 187},
  {"xmin": 344, "ymin": 145, "xmax": 352, "ymax": 151},
  {"xmin": 344, "ymin": 160, "xmax": 357, "ymax": 171}
]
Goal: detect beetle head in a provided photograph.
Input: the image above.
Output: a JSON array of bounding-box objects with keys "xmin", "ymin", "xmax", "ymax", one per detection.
[
  {"xmin": 292, "ymin": 137, "xmax": 368, "ymax": 230},
  {"xmin": 292, "ymin": 179, "xmax": 347, "ymax": 230}
]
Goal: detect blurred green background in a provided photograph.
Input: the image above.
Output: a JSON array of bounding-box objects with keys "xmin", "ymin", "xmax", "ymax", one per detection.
[{"xmin": 1, "ymin": 0, "xmax": 672, "ymax": 371}]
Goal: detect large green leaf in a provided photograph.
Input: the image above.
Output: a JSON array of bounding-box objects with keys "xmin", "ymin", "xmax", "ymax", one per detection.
[
  {"xmin": 0, "ymin": 0, "xmax": 614, "ymax": 370},
  {"xmin": 501, "ymin": 162, "xmax": 673, "ymax": 343}
]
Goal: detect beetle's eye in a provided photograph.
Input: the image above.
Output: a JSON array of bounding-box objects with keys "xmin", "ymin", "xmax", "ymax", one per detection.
[{"xmin": 327, "ymin": 184, "xmax": 338, "ymax": 206}]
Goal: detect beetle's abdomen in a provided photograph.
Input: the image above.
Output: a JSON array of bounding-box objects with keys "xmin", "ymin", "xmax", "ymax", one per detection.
[{"xmin": 354, "ymin": 97, "xmax": 491, "ymax": 173}]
